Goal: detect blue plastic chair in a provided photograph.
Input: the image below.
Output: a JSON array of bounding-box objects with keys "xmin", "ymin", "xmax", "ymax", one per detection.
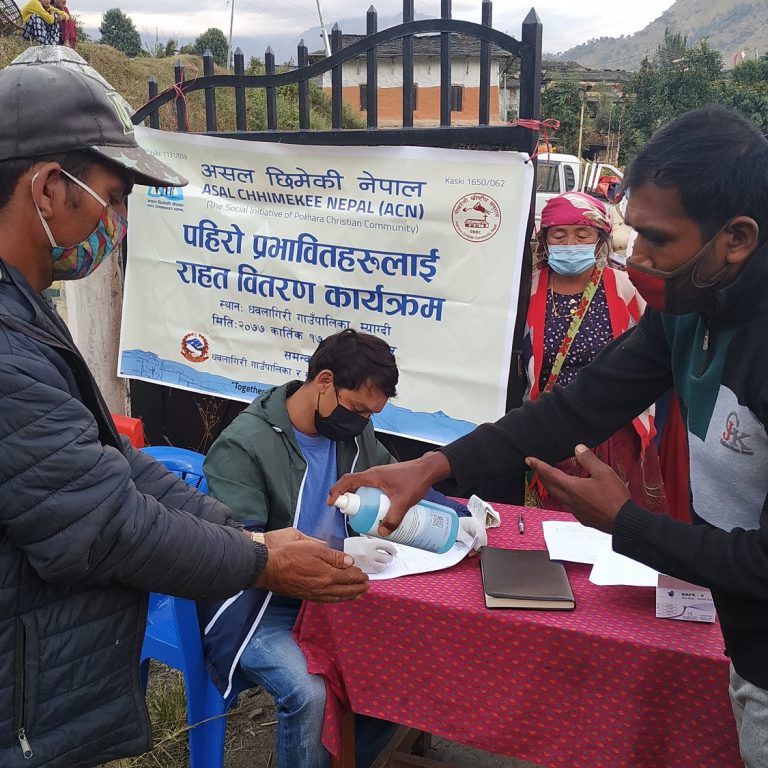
[
  {"xmin": 141, "ymin": 444, "xmax": 209, "ymax": 493},
  {"xmin": 139, "ymin": 446, "xmax": 250, "ymax": 768}
]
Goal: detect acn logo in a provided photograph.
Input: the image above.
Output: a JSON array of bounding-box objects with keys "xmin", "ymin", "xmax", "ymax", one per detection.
[{"xmin": 148, "ymin": 186, "xmax": 185, "ymax": 201}]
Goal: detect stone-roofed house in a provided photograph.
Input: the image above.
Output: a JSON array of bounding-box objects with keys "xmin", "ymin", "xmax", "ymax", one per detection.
[
  {"xmin": 310, "ymin": 32, "xmax": 518, "ymax": 127},
  {"xmin": 542, "ymin": 59, "xmax": 629, "ymax": 96}
]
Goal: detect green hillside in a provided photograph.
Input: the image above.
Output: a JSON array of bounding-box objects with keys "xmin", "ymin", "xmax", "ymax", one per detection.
[
  {"xmin": 0, "ymin": 38, "xmax": 362, "ymax": 131},
  {"xmin": 0, "ymin": 38, "xmax": 211, "ymax": 128},
  {"xmin": 558, "ymin": 0, "xmax": 768, "ymax": 70}
]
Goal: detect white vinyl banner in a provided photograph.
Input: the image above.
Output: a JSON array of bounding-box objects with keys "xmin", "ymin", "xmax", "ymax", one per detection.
[{"xmin": 119, "ymin": 127, "xmax": 533, "ymax": 445}]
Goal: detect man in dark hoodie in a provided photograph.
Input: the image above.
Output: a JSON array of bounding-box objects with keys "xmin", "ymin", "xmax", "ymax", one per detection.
[
  {"xmin": 0, "ymin": 62, "xmax": 367, "ymax": 768},
  {"xmin": 331, "ymin": 105, "xmax": 768, "ymax": 767}
]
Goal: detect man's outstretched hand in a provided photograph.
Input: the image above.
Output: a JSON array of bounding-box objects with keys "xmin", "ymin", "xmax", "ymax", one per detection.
[
  {"xmin": 327, "ymin": 451, "xmax": 452, "ymax": 538},
  {"xmin": 253, "ymin": 540, "xmax": 369, "ymax": 603},
  {"xmin": 525, "ymin": 444, "xmax": 630, "ymax": 533},
  {"xmin": 264, "ymin": 527, "xmax": 318, "ymax": 548}
]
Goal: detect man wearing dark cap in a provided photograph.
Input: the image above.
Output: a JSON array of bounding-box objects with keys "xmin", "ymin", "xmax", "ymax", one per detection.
[{"xmin": 0, "ymin": 63, "xmax": 368, "ymax": 768}]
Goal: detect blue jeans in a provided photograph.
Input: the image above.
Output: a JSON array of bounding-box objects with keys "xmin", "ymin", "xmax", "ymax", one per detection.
[{"xmin": 239, "ymin": 599, "xmax": 396, "ymax": 768}]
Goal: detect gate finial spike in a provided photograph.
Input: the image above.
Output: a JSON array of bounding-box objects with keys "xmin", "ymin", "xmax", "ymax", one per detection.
[{"xmin": 523, "ymin": 8, "xmax": 541, "ymax": 24}]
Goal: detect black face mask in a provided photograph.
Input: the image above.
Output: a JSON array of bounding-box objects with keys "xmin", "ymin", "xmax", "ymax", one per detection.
[{"xmin": 314, "ymin": 389, "xmax": 369, "ymax": 441}]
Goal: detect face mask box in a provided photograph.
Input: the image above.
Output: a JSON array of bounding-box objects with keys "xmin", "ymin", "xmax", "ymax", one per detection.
[{"xmin": 656, "ymin": 574, "xmax": 716, "ymax": 623}]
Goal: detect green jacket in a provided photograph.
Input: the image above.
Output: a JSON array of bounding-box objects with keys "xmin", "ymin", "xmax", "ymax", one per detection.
[{"xmin": 203, "ymin": 381, "xmax": 396, "ymax": 530}]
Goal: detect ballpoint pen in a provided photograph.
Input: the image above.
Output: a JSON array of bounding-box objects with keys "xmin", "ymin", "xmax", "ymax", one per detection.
[{"xmin": 518, "ymin": 509, "xmax": 525, "ymax": 535}]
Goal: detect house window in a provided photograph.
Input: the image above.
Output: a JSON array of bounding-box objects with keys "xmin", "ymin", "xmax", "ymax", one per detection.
[{"xmin": 451, "ymin": 85, "xmax": 464, "ymax": 112}]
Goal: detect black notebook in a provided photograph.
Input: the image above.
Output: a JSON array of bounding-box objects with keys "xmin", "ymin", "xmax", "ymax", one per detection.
[{"xmin": 480, "ymin": 547, "xmax": 575, "ymax": 610}]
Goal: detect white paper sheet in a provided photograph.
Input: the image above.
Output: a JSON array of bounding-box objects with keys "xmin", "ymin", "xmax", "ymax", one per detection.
[
  {"xmin": 589, "ymin": 541, "xmax": 659, "ymax": 586},
  {"xmin": 361, "ymin": 530, "xmax": 476, "ymax": 581},
  {"xmin": 542, "ymin": 520, "xmax": 611, "ymax": 564}
]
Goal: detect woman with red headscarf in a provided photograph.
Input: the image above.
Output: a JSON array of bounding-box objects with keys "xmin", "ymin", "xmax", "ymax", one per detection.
[{"xmin": 524, "ymin": 191, "xmax": 668, "ymax": 513}]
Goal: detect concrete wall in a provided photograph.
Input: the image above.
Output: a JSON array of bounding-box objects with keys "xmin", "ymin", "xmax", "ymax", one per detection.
[
  {"xmin": 322, "ymin": 56, "xmax": 506, "ymax": 127},
  {"xmin": 63, "ymin": 255, "xmax": 130, "ymax": 416}
]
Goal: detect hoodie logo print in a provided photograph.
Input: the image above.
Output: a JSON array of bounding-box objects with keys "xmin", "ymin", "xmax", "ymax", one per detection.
[{"xmin": 721, "ymin": 411, "xmax": 753, "ymax": 455}]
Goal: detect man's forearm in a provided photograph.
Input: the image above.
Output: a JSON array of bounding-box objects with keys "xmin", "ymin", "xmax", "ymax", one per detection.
[{"xmin": 417, "ymin": 450, "xmax": 452, "ymax": 485}]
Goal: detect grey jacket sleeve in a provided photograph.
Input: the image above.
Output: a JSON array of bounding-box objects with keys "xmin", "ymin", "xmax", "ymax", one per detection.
[
  {"xmin": 0, "ymin": 355, "xmax": 267, "ymax": 600},
  {"xmin": 124, "ymin": 440, "xmax": 242, "ymax": 529}
]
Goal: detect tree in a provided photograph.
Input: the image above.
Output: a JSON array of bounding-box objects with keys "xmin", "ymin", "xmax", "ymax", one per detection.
[
  {"xmin": 540, "ymin": 80, "xmax": 589, "ymax": 154},
  {"xmin": 720, "ymin": 83, "xmax": 768, "ymax": 132},
  {"xmin": 99, "ymin": 8, "xmax": 141, "ymax": 58},
  {"xmin": 191, "ymin": 27, "xmax": 229, "ymax": 67},
  {"xmin": 144, "ymin": 35, "xmax": 177, "ymax": 58},
  {"xmin": 73, "ymin": 15, "xmax": 90, "ymax": 42},
  {"xmin": 720, "ymin": 54, "xmax": 768, "ymax": 133},
  {"xmin": 620, "ymin": 30, "xmax": 723, "ymax": 161},
  {"xmin": 731, "ymin": 54, "xmax": 768, "ymax": 87}
]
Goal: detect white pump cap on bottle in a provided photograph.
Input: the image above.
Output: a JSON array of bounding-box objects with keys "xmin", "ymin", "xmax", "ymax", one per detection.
[{"xmin": 334, "ymin": 492, "xmax": 360, "ymax": 515}]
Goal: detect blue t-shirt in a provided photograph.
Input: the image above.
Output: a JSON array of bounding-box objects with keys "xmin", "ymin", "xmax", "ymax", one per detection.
[{"xmin": 292, "ymin": 428, "xmax": 347, "ymax": 550}]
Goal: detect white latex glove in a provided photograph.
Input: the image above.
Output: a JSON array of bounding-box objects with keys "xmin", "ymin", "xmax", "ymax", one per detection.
[
  {"xmin": 459, "ymin": 516, "xmax": 487, "ymax": 554},
  {"xmin": 343, "ymin": 537, "xmax": 398, "ymax": 574},
  {"xmin": 468, "ymin": 494, "xmax": 501, "ymax": 528}
]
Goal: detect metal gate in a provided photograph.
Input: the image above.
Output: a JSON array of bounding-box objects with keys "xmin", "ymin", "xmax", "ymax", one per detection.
[{"xmin": 129, "ymin": 0, "xmax": 543, "ymax": 501}]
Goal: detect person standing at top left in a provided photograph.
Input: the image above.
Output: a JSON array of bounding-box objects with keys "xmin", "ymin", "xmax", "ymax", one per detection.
[
  {"xmin": 52, "ymin": 0, "xmax": 77, "ymax": 47},
  {"xmin": 20, "ymin": 0, "xmax": 68, "ymax": 45}
]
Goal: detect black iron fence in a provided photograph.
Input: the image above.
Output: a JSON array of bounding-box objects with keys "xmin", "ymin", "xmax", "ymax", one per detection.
[{"xmin": 129, "ymin": 0, "xmax": 543, "ymax": 502}]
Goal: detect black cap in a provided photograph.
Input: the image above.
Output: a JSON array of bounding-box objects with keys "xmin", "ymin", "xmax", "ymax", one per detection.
[{"xmin": 0, "ymin": 63, "xmax": 187, "ymax": 187}]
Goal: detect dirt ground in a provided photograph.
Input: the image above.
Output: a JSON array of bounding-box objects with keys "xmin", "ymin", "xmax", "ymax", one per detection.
[
  {"xmin": 222, "ymin": 687, "xmax": 542, "ymax": 768},
  {"xmin": 221, "ymin": 687, "xmax": 278, "ymax": 768},
  {"xmin": 101, "ymin": 671, "xmax": 541, "ymax": 768}
]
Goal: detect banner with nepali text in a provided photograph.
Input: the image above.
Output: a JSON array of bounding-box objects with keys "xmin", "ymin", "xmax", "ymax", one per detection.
[{"xmin": 119, "ymin": 127, "xmax": 533, "ymax": 444}]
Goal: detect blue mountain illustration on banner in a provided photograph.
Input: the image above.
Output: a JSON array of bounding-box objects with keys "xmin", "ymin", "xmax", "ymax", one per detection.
[{"xmin": 120, "ymin": 349, "xmax": 476, "ymax": 445}]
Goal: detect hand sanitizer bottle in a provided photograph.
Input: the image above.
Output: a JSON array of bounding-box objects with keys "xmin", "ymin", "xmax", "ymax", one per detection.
[{"xmin": 334, "ymin": 486, "xmax": 459, "ymax": 554}]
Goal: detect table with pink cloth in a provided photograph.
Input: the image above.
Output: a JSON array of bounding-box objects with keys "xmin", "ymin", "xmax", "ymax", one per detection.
[{"xmin": 293, "ymin": 504, "xmax": 740, "ymax": 768}]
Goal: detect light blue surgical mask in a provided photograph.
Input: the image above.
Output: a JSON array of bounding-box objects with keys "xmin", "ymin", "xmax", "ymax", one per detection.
[{"xmin": 546, "ymin": 244, "xmax": 597, "ymax": 276}]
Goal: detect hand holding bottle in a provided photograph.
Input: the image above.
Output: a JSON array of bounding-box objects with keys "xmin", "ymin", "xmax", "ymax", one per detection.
[
  {"xmin": 328, "ymin": 452, "xmax": 452, "ymax": 536},
  {"xmin": 334, "ymin": 486, "xmax": 459, "ymax": 554}
]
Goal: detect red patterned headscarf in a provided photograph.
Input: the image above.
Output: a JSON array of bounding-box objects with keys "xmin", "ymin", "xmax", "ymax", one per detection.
[{"xmin": 540, "ymin": 191, "xmax": 612, "ymax": 234}]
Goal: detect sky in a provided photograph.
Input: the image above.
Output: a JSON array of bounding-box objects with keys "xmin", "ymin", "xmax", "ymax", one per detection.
[{"xmin": 72, "ymin": 0, "xmax": 675, "ymax": 62}]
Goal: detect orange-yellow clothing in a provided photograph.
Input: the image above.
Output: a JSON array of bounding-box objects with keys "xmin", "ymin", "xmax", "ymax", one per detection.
[{"xmin": 20, "ymin": 0, "xmax": 68, "ymax": 24}]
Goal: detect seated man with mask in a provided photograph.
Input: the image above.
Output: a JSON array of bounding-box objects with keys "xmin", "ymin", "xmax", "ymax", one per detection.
[{"xmin": 201, "ymin": 328, "xmax": 481, "ymax": 768}]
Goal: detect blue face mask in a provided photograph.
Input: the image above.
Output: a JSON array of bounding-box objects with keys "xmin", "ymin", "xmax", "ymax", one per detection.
[{"xmin": 547, "ymin": 244, "xmax": 597, "ymax": 276}]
